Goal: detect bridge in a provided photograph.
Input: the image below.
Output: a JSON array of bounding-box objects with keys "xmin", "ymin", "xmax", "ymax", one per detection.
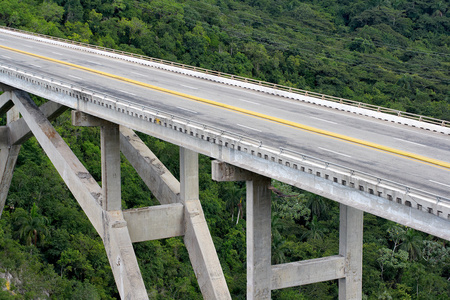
[{"xmin": 0, "ymin": 27, "xmax": 449, "ymax": 299}]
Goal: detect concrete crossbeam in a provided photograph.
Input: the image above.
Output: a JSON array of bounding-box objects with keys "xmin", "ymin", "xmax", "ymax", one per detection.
[
  {"xmin": 10, "ymin": 91, "xmax": 148, "ymax": 299},
  {"xmin": 120, "ymin": 127, "xmax": 180, "ymax": 205},
  {"xmin": 123, "ymin": 203, "xmax": 184, "ymax": 242},
  {"xmin": 271, "ymin": 256, "xmax": 345, "ymax": 289},
  {"xmin": 71, "ymin": 110, "xmax": 111, "ymax": 127},
  {"xmin": 211, "ymin": 160, "xmax": 254, "ymax": 181},
  {"xmin": 180, "ymin": 148, "xmax": 231, "ymax": 299}
]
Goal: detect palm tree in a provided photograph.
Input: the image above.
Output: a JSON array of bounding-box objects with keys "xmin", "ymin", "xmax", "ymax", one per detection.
[
  {"xmin": 225, "ymin": 184, "xmax": 244, "ymax": 222},
  {"xmin": 302, "ymin": 216, "xmax": 326, "ymax": 242},
  {"xmin": 400, "ymin": 228, "xmax": 423, "ymax": 260},
  {"xmin": 13, "ymin": 203, "xmax": 49, "ymax": 247},
  {"xmin": 305, "ymin": 194, "xmax": 328, "ymax": 220}
]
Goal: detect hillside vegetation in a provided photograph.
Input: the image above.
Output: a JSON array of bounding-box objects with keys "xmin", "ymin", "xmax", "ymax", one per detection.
[{"xmin": 0, "ymin": 0, "xmax": 449, "ymax": 299}]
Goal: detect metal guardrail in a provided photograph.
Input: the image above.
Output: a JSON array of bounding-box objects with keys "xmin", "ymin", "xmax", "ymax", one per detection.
[
  {"xmin": 1, "ymin": 63, "xmax": 449, "ymax": 217},
  {"xmin": 1, "ymin": 25, "xmax": 449, "ymax": 129}
]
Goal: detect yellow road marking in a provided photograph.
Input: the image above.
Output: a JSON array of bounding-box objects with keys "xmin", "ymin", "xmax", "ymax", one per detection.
[{"xmin": 1, "ymin": 44, "xmax": 450, "ymax": 169}]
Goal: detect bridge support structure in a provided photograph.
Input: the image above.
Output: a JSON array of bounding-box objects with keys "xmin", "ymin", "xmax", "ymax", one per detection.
[
  {"xmin": 0, "ymin": 89, "xmax": 231, "ymax": 299},
  {"xmin": 212, "ymin": 161, "xmax": 363, "ymax": 299}
]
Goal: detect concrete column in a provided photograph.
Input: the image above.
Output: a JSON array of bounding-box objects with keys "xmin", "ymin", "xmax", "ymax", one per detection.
[
  {"xmin": 339, "ymin": 204, "xmax": 363, "ymax": 299},
  {"xmin": 101, "ymin": 123, "xmax": 121, "ymax": 211},
  {"xmin": 180, "ymin": 148, "xmax": 231, "ymax": 299},
  {"xmin": 247, "ymin": 175, "xmax": 272, "ymax": 299},
  {"xmin": 0, "ymin": 104, "xmax": 20, "ymax": 216}
]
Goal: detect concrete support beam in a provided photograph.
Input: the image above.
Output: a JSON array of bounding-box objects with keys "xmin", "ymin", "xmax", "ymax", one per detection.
[
  {"xmin": 211, "ymin": 160, "xmax": 254, "ymax": 181},
  {"xmin": 9, "ymin": 101, "xmax": 67, "ymax": 145},
  {"xmin": 11, "ymin": 90, "xmax": 148, "ymax": 299},
  {"xmin": 120, "ymin": 127, "xmax": 180, "ymax": 204},
  {"xmin": 247, "ymin": 174, "xmax": 272, "ymax": 299},
  {"xmin": 0, "ymin": 93, "xmax": 20, "ymax": 216},
  {"xmin": 123, "ymin": 203, "xmax": 185, "ymax": 242},
  {"xmin": 0, "ymin": 90, "xmax": 14, "ymax": 116},
  {"xmin": 339, "ymin": 204, "xmax": 363, "ymax": 300},
  {"xmin": 101, "ymin": 122, "xmax": 121, "ymax": 211},
  {"xmin": 271, "ymin": 256, "xmax": 345, "ymax": 289},
  {"xmin": 180, "ymin": 148, "xmax": 231, "ymax": 299},
  {"xmin": 0, "ymin": 127, "xmax": 9, "ymax": 148}
]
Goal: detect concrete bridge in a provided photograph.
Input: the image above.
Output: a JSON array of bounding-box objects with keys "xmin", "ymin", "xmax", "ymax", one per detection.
[{"xmin": 0, "ymin": 27, "xmax": 449, "ymax": 299}]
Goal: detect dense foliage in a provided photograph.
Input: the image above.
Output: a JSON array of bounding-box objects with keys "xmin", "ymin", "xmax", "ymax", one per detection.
[{"xmin": 0, "ymin": 0, "xmax": 449, "ymax": 299}]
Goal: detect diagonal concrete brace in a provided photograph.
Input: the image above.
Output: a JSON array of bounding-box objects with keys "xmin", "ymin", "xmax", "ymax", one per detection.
[
  {"xmin": 11, "ymin": 90, "xmax": 148, "ymax": 299},
  {"xmin": 119, "ymin": 127, "xmax": 180, "ymax": 205}
]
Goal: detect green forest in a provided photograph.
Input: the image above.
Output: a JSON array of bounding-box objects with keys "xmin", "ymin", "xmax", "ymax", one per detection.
[{"xmin": 0, "ymin": 0, "xmax": 449, "ymax": 299}]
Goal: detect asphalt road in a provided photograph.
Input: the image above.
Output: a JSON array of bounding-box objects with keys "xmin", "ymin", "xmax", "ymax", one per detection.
[{"xmin": 0, "ymin": 31, "xmax": 449, "ymax": 198}]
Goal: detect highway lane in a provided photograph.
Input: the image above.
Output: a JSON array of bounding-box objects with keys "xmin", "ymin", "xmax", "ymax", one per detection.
[{"xmin": 0, "ymin": 31, "xmax": 449, "ymax": 198}]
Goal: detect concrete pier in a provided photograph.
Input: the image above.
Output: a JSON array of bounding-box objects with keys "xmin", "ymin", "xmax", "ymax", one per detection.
[{"xmin": 339, "ymin": 204, "xmax": 363, "ymax": 299}]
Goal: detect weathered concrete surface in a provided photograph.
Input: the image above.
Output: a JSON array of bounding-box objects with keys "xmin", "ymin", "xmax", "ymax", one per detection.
[
  {"xmin": 105, "ymin": 210, "xmax": 148, "ymax": 299},
  {"xmin": 72, "ymin": 110, "xmax": 111, "ymax": 127},
  {"xmin": 0, "ymin": 93, "xmax": 20, "ymax": 216},
  {"xmin": 0, "ymin": 90, "xmax": 14, "ymax": 116},
  {"xmin": 211, "ymin": 160, "xmax": 254, "ymax": 181},
  {"xmin": 271, "ymin": 256, "xmax": 345, "ymax": 289},
  {"xmin": 123, "ymin": 203, "xmax": 184, "ymax": 242},
  {"xmin": 120, "ymin": 127, "xmax": 180, "ymax": 205},
  {"xmin": 11, "ymin": 91, "xmax": 148, "ymax": 299},
  {"xmin": 0, "ymin": 127, "xmax": 9, "ymax": 148},
  {"xmin": 339, "ymin": 204, "xmax": 363, "ymax": 300},
  {"xmin": 246, "ymin": 174, "xmax": 272, "ymax": 300},
  {"xmin": 180, "ymin": 148, "xmax": 231, "ymax": 299},
  {"xmin": 101, "ymin": 123, "xmax": 121, "ymax": 211}
]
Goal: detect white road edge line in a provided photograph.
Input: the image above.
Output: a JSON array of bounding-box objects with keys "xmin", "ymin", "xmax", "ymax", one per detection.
[
  {"xmin": 131, "ymin": 71, "xmax": 144, "ymax": 76},
  {"xmin": 118, "ymin": 90, "xmax": 136, "ymax": 96},
  {"xmin": 30, "ymin": 64, "xmax": 41, "ymax": 68},
  {"xmin": 310, "ymin": 117, "xmax": 338, "ymax": 125},
  {"xmin": 394, "ymin": 138, "xmax": 427, "ymax": 147},
  {"xmin": 1, "ymin": 55, "xmax": 11, "ymax": 59},
  {"xmin": 318, "ymin": 147, "xmax": 352, "ymax": 158},
  {"xmin": 68, "ymin": 75, "xmax": 82, "ymax": 80},
  {"xmin": 429, "ymin": 180, "xmax": 450, "ymax": 189},
  {"xmin": 237, "ymin": 124, "xmax": 262, "ymax": 132},
  {"xmin": 51, "ymin": 52, "xmax": 62, "ymax": 55},
  {"xmin": 176, "ymin": 106, "xmax": 198, "ymax": 114},
  {"xmin": 239, "ymin": 99, "xmax": 260, "ymax": 105},
  {"xmin": 180, "ymin": 84, "xmax": 198, "ymax": 90}
]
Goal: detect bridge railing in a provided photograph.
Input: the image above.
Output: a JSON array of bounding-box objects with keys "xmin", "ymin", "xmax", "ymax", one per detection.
[
  {"xmin": 1, "ymin": 25, "xmax": 448, "ymax": 129},
  {"xmin": 1, "ymin": 62, "xmax": 449, "ymax": 221}
]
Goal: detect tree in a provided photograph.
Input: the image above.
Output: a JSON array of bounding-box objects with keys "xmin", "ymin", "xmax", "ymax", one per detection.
[{"xmin": 12, "ymin": 203, "xmax": 49, "ymax": 247}]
